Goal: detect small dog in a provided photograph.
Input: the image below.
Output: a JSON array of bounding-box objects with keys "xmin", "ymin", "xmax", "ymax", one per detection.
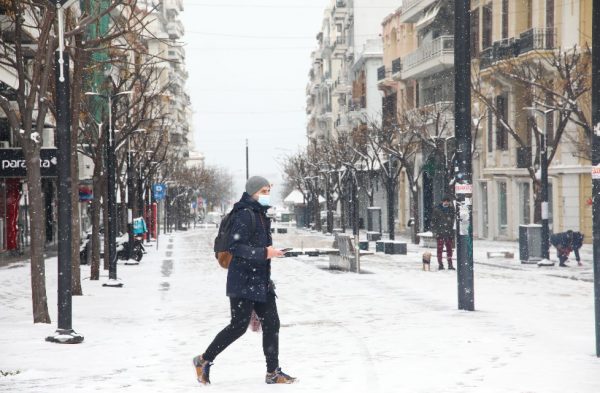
[{"xmin": 422, "ymin": 251, "xmax": 431, "ymax": 271}]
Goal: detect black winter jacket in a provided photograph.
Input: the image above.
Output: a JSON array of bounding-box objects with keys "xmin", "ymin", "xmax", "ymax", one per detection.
[
  {"xmin": 226, "ymin": 192, "xmax": 273, "ymax": 302},
  {"xmin": 431, "ymin": 203, "xmax": 455, "ymax": 238}
]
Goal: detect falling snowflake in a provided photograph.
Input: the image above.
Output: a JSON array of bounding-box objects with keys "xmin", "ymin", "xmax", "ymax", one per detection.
[
  {"xmin": 595, "ymin": 122, "xmax": 600, "ymax": 136},
  {"xmin": 233, "ymin": 233, "xmax": 240, "ymax": 241}
]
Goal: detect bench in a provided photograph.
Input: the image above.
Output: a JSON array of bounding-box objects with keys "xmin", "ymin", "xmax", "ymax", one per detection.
[
  {"xmin": 486, "ymin": 251, "xmax": 514, "ymax": 259},
  {"xmin": 329, "ymin": 234, "xmax": 372, "ymax": 272},
  {"xmin": 417, "ymin": 232, "xmax": 437, "ymax": 248},
  {"xmin": 375, "ymin": 240, "xmax": 407, "ymax": 255},
  {"xmin": 367, "ymin": 231, "xmax": 382, "ymax": 241}
]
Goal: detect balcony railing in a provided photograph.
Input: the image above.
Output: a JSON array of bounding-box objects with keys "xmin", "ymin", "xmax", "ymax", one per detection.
[
  {"xmin": 402, "ymin": 35, "xmax": 454, "ymax": 73},
  {"xmin": 479, "ymin": 28, "xmax": 557, "ymax": 69},
  {"xmin": 518, "ymin": 27, "xmax": 556, "ymax": 54},
  {"xmin": 377, "ymin": 65, "xmax": 386, "ymax": 81},
  {"xmin": 391, "ymin": 57, "xmax": 402, "ymax": 74}
]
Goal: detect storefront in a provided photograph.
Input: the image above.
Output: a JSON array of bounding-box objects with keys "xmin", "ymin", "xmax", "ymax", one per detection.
[{"xmin": 0, "ymin": 148, "xmax": 58, "ymax": 254}]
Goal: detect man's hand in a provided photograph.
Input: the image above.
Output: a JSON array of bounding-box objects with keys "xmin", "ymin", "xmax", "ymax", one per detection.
[{"xmin": 266, "ymin": 246, "xmax": 285, "ymax": 259}]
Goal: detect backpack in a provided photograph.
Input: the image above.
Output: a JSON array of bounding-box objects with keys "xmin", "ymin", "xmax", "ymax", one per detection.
[{"xmin": 214, "ymin": 208, "xmax": 256, "ymax": 269}]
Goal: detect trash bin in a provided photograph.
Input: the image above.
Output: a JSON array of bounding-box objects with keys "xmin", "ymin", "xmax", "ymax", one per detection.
[{"xmin": 519, "ymin": 224, "xmax": 543, "ymax": 264}]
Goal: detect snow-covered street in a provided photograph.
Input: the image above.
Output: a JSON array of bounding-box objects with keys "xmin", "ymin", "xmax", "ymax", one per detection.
[{"xmin": 1, "ymin": 227, "xmax": 599, "ymax": 393}]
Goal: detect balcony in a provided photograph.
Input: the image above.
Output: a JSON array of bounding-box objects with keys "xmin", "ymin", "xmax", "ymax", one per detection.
[
  {"xmin": 166, "ymin": 20, "xmax": 184, "ymax": 39},
  {"xmin": 518, "ymin": 27, "xmax": 556, "ymax": 54},
  {"xmin": 516, "ymin": 146, "xmax": 532, "ymax": 168},
  {"xmin": 401, "ymin": 35, "xmax": 454, "ymax": 80},
  {"xmin": 400, "ymin": 0, "xmax": 439, "ymax": 23},
  {"xmin": 479, "ymin": 28, "xmax": 557, "ymax": 70}
]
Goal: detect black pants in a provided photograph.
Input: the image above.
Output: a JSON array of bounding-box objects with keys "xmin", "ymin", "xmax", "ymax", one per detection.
[{"xmin": 203, "ymin": 293, "xmax": 280, "ymax": 372}]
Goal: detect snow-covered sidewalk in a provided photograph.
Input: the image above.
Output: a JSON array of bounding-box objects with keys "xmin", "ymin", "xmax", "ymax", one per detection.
[{"xmin": 1, "ymin": 228, "xmax": 599, "ymax": 392}]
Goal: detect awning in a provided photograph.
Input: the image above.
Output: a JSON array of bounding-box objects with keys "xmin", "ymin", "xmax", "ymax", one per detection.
[
  {"xmin": 415, "ymin": 3, "xmax": 440, "ymax": 30},
  {"xmin": 0, "ymin": 64, "xmax": 19, "ymax": 90},
  {"xmin": 284, "ymin": 190, "xmax": 306, "ymax": 205}
]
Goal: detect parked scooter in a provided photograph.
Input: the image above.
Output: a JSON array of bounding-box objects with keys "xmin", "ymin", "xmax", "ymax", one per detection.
[{"xmin": 117, "ymin": 235, "xmax": 146, "ymax": 262}]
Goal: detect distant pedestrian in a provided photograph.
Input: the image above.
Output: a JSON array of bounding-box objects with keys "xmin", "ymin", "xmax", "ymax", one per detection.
[
  {"xmin": 193, "ymin": 176, "xmax": 296, "ymax": 385},
  {"xmin": 431, "ymin": 195, "xmax": 455, "ymax": 270},
  {"xmin": 550, "ymin": 230, "xmax": 584, "ymax": 267}
]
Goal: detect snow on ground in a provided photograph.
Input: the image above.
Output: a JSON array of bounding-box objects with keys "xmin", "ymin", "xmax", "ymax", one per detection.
[{"xmin": 1, "ymin": 227, "xmax": 599, "ymax": 393}]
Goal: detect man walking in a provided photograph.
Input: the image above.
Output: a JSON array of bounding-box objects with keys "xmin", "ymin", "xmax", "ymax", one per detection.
[
  {"xmin": 431, "ymin": 195, "xmax": 455, "ymax": 270},
  {"xmin": 193, "ymin": 176, "xmax": 296, "ymax": 385}
]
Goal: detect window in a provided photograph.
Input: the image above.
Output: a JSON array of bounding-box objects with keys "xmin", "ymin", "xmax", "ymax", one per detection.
[
  {"xmin": 502, "ymin": 0, "xmax": 509, "ymax": 39},
  {"xmin": 482, "ymin": 3, "xmax": 493, "ymax": 48},
  {"xmin": 546, "ymin": 0, "xmax": 555, "ymax": 28},
  {"xmin": 495, "ymin": 95, "xmax": 509, "ymax": 150},
  {"xmin": 480, "ymin": 183, "xmax": 489, "ymax": 238},
  {"xmin": 519, "ymin": 183, "xmax": 531, "ymax": 224},
  {"xmin": 470, "ymin": 8, "xmax": 480, "ymax": 56},
  {"xmin": 498, "ymin": 181, "xmax": 508, "ymax": 232},
  {"xmin": 527, "ymin": 0, "xmax": 533, "ymax": 29}
]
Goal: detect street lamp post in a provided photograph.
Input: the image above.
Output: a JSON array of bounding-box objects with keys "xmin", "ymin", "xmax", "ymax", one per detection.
[
  {"xmin": 46, "ymin": 0, "xmax": 84, "ymax": 344},
  {"xmin": 524, "ymin": 106, "xmax": 553, "ymax": 261},
  {"xmin": 85, "ymin": 90, "xmax": 133, "ymax": 288},
  {"xmin": 454, "ymin": 0, "xmax": 474, "ymax": 311}
]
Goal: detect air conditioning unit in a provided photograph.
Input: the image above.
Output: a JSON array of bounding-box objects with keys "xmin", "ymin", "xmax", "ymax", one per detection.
[{"xmin": 0, "ymin": 141, "xmax": 10, "ymax": 148}]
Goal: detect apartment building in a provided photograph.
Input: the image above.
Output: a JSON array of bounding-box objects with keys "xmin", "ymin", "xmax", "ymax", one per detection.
[
  {"xmin": 472, "ymin": 0, "xmax": 592, "ymax": 242},
  {"xmin": 145, "ymin": 0, "xmax": 192, "ymax": 160},
  {"xmin": 306, "ymin": 0, "xmax": 400, "ymax": 229},
  {"xmin": 376, "ymin": 0, "xmax": 456, "ymax": 235}
]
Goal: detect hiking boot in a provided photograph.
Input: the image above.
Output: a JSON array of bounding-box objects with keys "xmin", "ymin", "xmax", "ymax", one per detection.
[
  {"xmin": 438, "ymin": 264, "xmax": 445, "ymax": 270},
  {"xmin": 265, "ymin": 367, "xmax": 297, "ymax": 384},
  {"xmin": 193, "ymin": 355, "xmax": 212, "ymax": 384},
  {"xmin": 448, "ymin": 262, "xmax": 455, "ymax": 270}
]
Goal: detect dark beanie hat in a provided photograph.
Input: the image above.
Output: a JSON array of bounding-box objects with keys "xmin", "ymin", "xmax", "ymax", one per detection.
[{"xmin": 245, "ymin": 176, "xmax": 270, "ymax": 196}]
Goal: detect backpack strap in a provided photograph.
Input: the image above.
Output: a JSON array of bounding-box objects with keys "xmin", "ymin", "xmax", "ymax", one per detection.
[{"xmin": 243, "ymin": 208, "xmax": 257, "ymax": 241}]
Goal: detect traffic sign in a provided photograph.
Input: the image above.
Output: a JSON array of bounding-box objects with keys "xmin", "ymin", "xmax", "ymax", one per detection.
[{"xmin": 153, "ymin": 183, "xmax": 166, "ymax": 201}]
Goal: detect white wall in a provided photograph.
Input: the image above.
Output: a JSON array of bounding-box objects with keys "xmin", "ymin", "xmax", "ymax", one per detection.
[{"xmin": 353, "ymin": 0, "xmax": 399, "ymax": 56}]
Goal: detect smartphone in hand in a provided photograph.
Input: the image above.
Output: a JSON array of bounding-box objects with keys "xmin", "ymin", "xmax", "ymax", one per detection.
[{"xmin": 280, "ymin": 248, "xmax": 293, "ymax": 253}]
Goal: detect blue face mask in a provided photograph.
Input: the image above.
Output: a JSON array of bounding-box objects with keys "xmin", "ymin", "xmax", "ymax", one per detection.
[{"xmin": 258, "ymin": 194, "xmax": 271, "ymax": 207}]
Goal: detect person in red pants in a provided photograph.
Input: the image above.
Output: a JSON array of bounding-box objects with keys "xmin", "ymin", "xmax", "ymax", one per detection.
[{"xmin": 431, "ymin": 195, "xmax": 455, "ymax": 270}]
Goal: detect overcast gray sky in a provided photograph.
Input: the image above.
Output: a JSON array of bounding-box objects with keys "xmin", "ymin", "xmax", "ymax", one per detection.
[{"xmin": 181, "ymin": 1, "xmax": 327, "ymax": 202}]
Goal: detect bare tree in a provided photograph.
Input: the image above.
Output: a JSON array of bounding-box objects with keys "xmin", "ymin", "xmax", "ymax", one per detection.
[{"xmin": 472, "ymin": 44, "xmax": 591, "ymax": 222}]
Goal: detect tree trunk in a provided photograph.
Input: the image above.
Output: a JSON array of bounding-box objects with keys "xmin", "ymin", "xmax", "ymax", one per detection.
[
  {"xmin": 90, "ymin": 156, "xmax": 103, "ymax": 280},
  {"xmin": 23, "ymin": 145, "xmax": 51, "ymax": 323},
  {"xmin": 532, "ymin": 179, "xmax": 542, "ymax": 223},
  {"xmin": 119, "ymin": 183, "xmax": 127, "ymax": 234},
  {"xmin": 410, "ymin": 188, "xmax": 420, "ymax": 244},
  {"xmin": 386, "ymin": 179, "xmax": 395, "ymax": 240},
  {"xmin": 103, "ymin": 181, "xmax": 109, "ymax": 270}
]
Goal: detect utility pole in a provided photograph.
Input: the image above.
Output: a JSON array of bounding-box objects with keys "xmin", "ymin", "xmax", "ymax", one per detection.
[
  {"xmin": 46, "ymin": 0, "xmax": 83, "ymax": 344},
  {"xmin": 454, "ymin": 0, "xmax": 474, "ymax": 311},
  {"xmin": 591, "ymin": 0, "xmax": 600, "ymax": 358},
  {"xmin": 246, "ymin": 139, "xmax": 249, "ymax": 180}
]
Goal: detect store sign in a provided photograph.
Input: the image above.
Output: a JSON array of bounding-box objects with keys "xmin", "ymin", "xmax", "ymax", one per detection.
[
  {"xmin": 455, "ymin": 183, "xmax": 473, "ymax": 194},
  {"xmin": 592, "ymin": 165, "xmax": 600, "ymax": 180},
  {"xmin": 0, "ymin": 148, "xmax": 58, "ymax": 178}
]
